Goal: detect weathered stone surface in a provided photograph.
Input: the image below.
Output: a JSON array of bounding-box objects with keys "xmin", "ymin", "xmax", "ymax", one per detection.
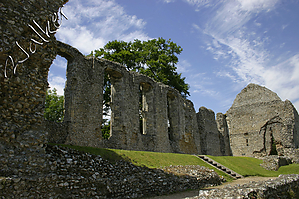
[
  {"xmin": 226, "ymin": 84, "xmax": 299, "ymax": 157},
  {"xmin": 192, "ymin": 174, "xmax": 299, "ymax": 199},
  {"xmin": 231, "ymin": 83, "xmax": 281, "ymax": 108},
  {"xmin": 1, "ymin": 0, "xmax": 299, "ymax": 197},
  {"xmin": 53, "ymin": 41, "xmax": 201, "ymax": 154},
  {"xmin": 216, "ymin": 113, "xmax": 232, "ymax": 156},
  {"xmin": 1, "ymin": 145, "xmax": 222, "ymax": 198},
  {"xmin": 260, "ymin": 155, "xmax": 292, "ymax": 171},
  {"xmin": 197, "ymin": 107, "xmax": 222, "ymax": 156},
  {"xmin": 0, "ymin": 0, "xmax": 68, "ymax": 179}
]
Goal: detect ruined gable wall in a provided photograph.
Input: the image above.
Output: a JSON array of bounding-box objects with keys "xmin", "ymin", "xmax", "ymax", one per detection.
[{"xmin": 226, "ymin": 84, "xmax": 299, "ymax": 157}]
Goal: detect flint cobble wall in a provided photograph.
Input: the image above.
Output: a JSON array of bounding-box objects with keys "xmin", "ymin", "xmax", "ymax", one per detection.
[
  {"xmin": 0, "ymin": 0, "xmax": 68, "ymax": 178},
  {"xmin": 0, "ymin": 145, "xmax": 223, "ymax": 198}
]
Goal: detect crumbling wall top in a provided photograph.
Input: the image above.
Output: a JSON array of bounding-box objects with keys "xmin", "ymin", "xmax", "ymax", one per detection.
[{"xmin": 230, "ymin": 83, "xmax": 281, "ymax": 109}]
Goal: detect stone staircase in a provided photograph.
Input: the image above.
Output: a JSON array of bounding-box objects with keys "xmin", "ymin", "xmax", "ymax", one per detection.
[{"xmin": 196, "ymin": 155, "xmax": 243, "ymax": 179}]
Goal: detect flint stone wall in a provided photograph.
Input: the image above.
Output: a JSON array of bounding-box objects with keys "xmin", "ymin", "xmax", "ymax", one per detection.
[
  {"xmin": 0, "ymin": 145, "xmax": 223, "ymax": 199},
  {"xmin": 194, "ymin": 174, "xmax": 299, "ymax": 199},
  {"xmin": 226, "ymin": 84, "xmax": 299, "ymax": 157},
  {"xmin": 0, "ymin": 0, "xmax": 68, "ymax": 178}
]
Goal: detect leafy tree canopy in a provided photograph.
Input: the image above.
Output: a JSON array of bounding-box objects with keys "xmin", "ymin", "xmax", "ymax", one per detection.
[
  {"xmin": 92, "ymin": 37, "xmax": 190, "ymax": 97},
  {"xmin": 44, "ymin": 88, "xmax": 64, "ymax": 122}
]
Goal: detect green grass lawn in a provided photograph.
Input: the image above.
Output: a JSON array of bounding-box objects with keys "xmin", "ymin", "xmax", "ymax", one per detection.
[
  {"xmin": 49, "ymin": 144, "xmax": 299, "ymax": 181},
  {"xmin": 49, "ymin": 144, "xmax": 235, "ymax": 181},
  {"xmin": 207, "ymin": 155, "xmax": 299, "ymax": 177}
]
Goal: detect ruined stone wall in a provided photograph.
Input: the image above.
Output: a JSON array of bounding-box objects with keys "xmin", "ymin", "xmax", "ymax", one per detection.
[
  {"xmin": 197, "ymin": 107, "xmax": 222, "ymax": 156},
  {"xmin": 0, "ymin": 0, "xmax": 68, "ymax": 177},
  {"xmin": 56, "ymin": 41, "xmax": 104, "ymax": 148},
  {"xmin": 0, "ymin": 145, "xmax": 222, "ymax": 199},
  {"xmin": 226, "ymin": 84, "xmax": 299, "ymax": 157},
  {"xmin": 56, "ymin": 42, "xmax": 201, "ymax": 154},
  {"xmin": 216, "ymin": 113, "xmax": 232, "ymax": 156},
  {"xmin": 44, "ymin": 120, "xmax": 67, "ymax": 144}
]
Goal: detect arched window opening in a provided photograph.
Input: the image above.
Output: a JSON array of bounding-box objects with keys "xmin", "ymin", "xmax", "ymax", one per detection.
[{"xmin": 45, "ymin": 55, "xmax": 67, "ymax": 123}]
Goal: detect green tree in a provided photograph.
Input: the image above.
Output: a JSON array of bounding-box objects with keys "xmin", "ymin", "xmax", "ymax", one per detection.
[
  {"xmin": 44, "ymin": 88, "xmax": 64, "ymax": 122},
  {"xmin": 92, "ymin": 37, "xmax": 190, "ymax": 97}
]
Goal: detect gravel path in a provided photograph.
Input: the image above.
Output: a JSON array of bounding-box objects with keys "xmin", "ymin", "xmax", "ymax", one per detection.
[{"xmin": 144, "ymin": 176, "xmax": 277, "ymax": 199}]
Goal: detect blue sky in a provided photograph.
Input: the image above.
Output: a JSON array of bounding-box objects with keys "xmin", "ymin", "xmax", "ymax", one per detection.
[{"xmin": 49, "ymin": 0, "xmax": 299, "ymax": 114}]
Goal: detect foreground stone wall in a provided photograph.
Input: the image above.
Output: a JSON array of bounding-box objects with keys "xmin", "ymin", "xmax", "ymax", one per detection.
[
  {"xmin": 0, "ymin": 145, "xmax": 223, "ymax": 199},
  {"xmin": 226, "ymin": 84, "xmax": 299, "ymax": 157},
  {"xmin": 0, "ymin": 0, "xmax": 68, "ymax": 177}
]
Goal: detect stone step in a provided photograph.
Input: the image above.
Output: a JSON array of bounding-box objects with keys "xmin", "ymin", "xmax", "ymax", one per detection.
[{"xmin": 196, "ymin": 155, "xmax": 243, "ymax": 180}]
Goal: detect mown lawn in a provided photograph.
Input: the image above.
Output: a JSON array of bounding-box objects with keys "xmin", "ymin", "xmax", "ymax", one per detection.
[{"xmin": 207, "ymin": 155, "xmax": 299, "ymax": 177}]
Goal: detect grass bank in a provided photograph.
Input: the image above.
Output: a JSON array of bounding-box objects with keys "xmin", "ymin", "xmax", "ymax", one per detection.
[
  {"xmin": 49, "ymin": 144, "xmax": 299, "ymax": 181},
  {"xmin": 49, "ymin": 144, "xmax": 234, "ymax": 181},
  {"xmin": 207, "ymin": 155, "xmax": 299, "ymax": 177}
]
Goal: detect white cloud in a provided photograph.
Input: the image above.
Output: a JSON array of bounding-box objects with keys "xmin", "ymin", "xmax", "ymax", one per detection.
[
  {"xmin": 190, "ymin": 0, "xmax": 299, "ymax": 112},
  {"xmin": 192, "ymin": 84, "xmax": 219, "ymax": 98},
  {"xmin": 237, "ymin": 0, "xmax": 279, "ymax": 12},
  {"xmin": 177, "ymin": 60, "xmax": 192, "ymax": 73},
  {"xmin": 184, "ymin": 0, "xmax": 216, "ymax": 7},
  {"xmin": 55, "ymin": 0, "xmax": 150, "ymax": 55},
  {"xmin": 52, "ymin": 55, "xmax": 67, "ymax": 69},
  {"xmin": 49, "ymin": 0, "xmax": 151, "ymax": 96},
  {"xmin": 48, "ymin": 73, "xmax": 66, "ymax": 96},
  {"xmin": 163, "ymin": 0, "xmax": 176, "ymax": 3}
]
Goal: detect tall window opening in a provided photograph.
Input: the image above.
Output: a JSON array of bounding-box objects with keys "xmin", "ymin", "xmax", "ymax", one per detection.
[
  {"xmin": 45, "ymin": 55, "xmax": 67, "ymax": 122},
  {"xmin": 139, "ymin": 82, "xmax": 152, "ymax": 135},
  {"xmin": 139, "ymin": 84, "xmax": 144, "ymax": 134},
  {"xmin": 167, "ymin": 92, "xmax": 175, "ymax": 141},
  {"xmin": 102, "ymin": 71, "xmax": 111, "ymax": 139}
]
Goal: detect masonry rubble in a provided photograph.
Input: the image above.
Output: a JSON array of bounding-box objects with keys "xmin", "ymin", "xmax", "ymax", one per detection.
[{"xmin": 190, "ymin": 174, "xmax": 299, "ymax": 199}]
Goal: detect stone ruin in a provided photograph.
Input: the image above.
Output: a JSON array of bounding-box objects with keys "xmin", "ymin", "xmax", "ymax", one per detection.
[
  {"xmin": 49, "ymin": 41, "xmax": 236, "ymax": 156},
  {"xmin": 226, "ymin": 83, "xmax": 299, "ymax": 159},
  {"xmin": 49, "ymin": 41, "xmax": 299, "ymax": 160},
  {"xmin": 1, "ymin": 0, "xmax": 299, "ymax": 198},
  {"xmin": 1, "ymin": 0, "xmax": 299, "ymax": 164}
]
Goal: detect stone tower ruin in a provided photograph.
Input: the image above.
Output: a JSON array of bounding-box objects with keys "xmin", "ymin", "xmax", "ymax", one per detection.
[{"xmin": 225, "ymin": 84, "xmax": 299, "ymax": 158}]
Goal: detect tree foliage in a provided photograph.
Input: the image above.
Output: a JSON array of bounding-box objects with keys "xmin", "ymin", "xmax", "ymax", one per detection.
[
  {"xmin": 93, "ymin": 37, "xmax": 190, "ymax": 97},
  {"xmin": 44, "ymin": 88, "xmax": 64, "ymax": 122}
]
